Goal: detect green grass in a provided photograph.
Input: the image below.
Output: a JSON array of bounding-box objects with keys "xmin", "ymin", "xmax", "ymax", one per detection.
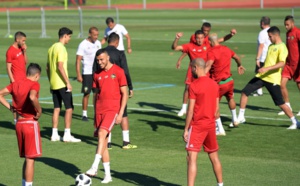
[{"xmin": 0, "ymin": 8, "xmax": 300, "ymax": 186}]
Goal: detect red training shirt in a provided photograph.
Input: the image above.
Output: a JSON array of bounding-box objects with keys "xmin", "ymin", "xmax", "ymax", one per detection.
[
  {"xmin": 6, "ymin": 46, "xmax": 27, "ymax": 81},
  {"xmin": 207, "ymin": 45, "xmax": 235, "ymax": 83},
  {"xmin": 189, "ymin": 34, "xmax": 211, "ymax": 49},
  {"xmin": 181, "ymin": 42, "xmax": 208, "ymax": 62},
  {"xmin": 6, "ymin": 79, "xmax": 40, "ymax": 118},
  {"xmin": 189, "ymin": 76, "xmax": 219, "ymax": 130},
  {"xmin": 93, "ymin": 64, "xmax": 127, "ymax": 113},
  {"xmin": 286, "ymin": 26, "xmax": 300, "ymax": 67}
]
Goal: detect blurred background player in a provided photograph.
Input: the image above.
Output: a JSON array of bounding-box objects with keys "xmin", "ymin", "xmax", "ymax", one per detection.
[
  {"xmin": 76, "ymin": 26, "xmax": 101, "ymax": 121},
  {"xmin": 183, "ymin": 58, "xmax": 223, "ymax": 186},
  {"xmin": 277, "ymin": 15, "xmax": 300, "ymax": 116},
  {"xmin": 205, "ymin": 33, "xmax": 245, "ymax": 135},
  {"xmin": 236, "ymin": 26, "xmax": 299, "ymax": 130},
  {"xmin": 6, "ymin": 31, "xmax": 27, "ymax": 124},
  {"xmin": 171, "ymin": 30, "xmax": 207, "ymax": 117},
  {"xmin": 253, "ymin": 16, "xmax": 271, "ymax": 96},
  {"xmin": 47, "ymin": 27, "xmax": 81, "ymax": 142},
  {"xmin": 86, "ymin": 49, "xmax": 128, "ymax": 183},
  {"xmin": 176, "ymin": 22, "xmax": 237, "ymax": 116},
  {"xmin": 0, "ymin": 63, "xmax": 42, "ymax": 186}
]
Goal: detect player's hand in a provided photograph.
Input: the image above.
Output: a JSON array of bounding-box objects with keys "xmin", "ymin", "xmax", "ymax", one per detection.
[
  {"xmin": 115, "ymin": 114, "xmax": 122, "ymax": 124},
  {"xmin": 176, "ymin": 32, "xmax": 183, "ymax": 39},
  {"xmin": 127, "ymin": 48, "xmax": 132, "ymax": 54},
  {"xmin": 230, "ymin": 29, "xmax": 237, "ymax": 36},
  {"xmin": 77, "ymin": 75, "xmax": 83, "ymax": 83},
  {"xmin": 183, "ymin": 130, "xmax": 189, "ymax": 142},
  {"xmin": 176, "ymin": 61, "xmax": 181, "ymax": 69},
  {"xmin": 9, "ymin": 105, "xmax": 16, "ymax": 113},
  {"xmin": 22, "ymin": 43, "xmax": 27, "ymax": 52},
  {"xmin": 256, "ymin": 60, "xmax": 260, "ymax": 67},
  {"xmin": 66, "ymin": 83, "xmax": 72, "ymax": 92},
  {"xmin": 129, "ymin": 90, "xmax": 134, "ymax": 98},
  {"xmin": 34, "ymin": 110, "xmax": 42, "ymax": 120},
  {"xmin": 238, "ymin": 66, "xmax": 245, "ymax": 75},
  {"xmin": 258, "ymin": 67, "xmax": 268, "ymax": 74}
]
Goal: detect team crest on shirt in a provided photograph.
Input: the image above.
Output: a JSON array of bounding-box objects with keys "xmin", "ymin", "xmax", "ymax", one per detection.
[
  {"xmin": 111, "ymin": 74, "xmax": 116, "ymax": 79},
  {"xmin": 203, "ymin": 46, "xmax": 207, "ymax": 51},
  {"xmin": 98, "ymin": 77, "xmax": 102, "ymax": 80}
]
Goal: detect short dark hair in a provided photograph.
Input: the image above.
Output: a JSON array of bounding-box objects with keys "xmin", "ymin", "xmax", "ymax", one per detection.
[
  {"xmin": 106, "ymin": 17, "xmax": 114, "ymax": 25},
  {"xmin": 108, "ymin": 32, "xmax": 119, "ymax": 44},
  {"xmin": 14, "ymin": 31, "xmax": 26, "ymax": 41},
  {"xmin": 260, "ymin": 16, "xmax": 270, "ymax": 25},
  {"xmin": 26, "ymin": 63, "xmax": 41, "ymax": 76},
  {"xmin": 201, "ymin": 22, "xmax": 211, "ymax": 28},
  {"xmin": 89, "ymin": 26, "xmax": 98, "ymax": 33},
  {"xmin": 267, "ymin": 26, "xmax": 280, "ymax": 35},
  {"xmin": 95, "ymin": 48, "xmax": 108, "ymax": 57},
  {"xmin": 58, "ymin": 27, "xmax": 73, "ymax": 38},
  {"xmin": 195, "ymin": 29, "xmax": 204, "ymax": 36},
  {"xmin": 284, "ymin": 15, "xmax": 294, "ymax": 22}
]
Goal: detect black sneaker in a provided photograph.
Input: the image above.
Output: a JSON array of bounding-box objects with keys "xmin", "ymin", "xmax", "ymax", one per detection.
[{"xmin": 82, "ymin": 116, "xmax": 88, "ymax": 121}]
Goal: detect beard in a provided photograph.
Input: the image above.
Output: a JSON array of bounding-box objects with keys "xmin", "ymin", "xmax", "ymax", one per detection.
[{"xmin": 192, "ymin": 72, "xmax": 198, "ymax": 79}]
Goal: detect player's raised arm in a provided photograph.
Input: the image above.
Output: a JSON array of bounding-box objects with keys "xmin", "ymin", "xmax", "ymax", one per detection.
[
  {"xmin": 218, "ymin": 28, "xmax": 237, "ymax": 43},
  {"xmin": 171, "ymin": 32, "xmax": 184, "ymax": 51}
]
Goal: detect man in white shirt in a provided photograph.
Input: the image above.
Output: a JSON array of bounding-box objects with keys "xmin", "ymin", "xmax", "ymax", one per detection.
[
  {"xmin": 76, "ymin": 26, "xmax": 101, "ymax": 121},
  {"xmin": 253, "ymin": 16, "xmax": 271, "ymax": 96}
]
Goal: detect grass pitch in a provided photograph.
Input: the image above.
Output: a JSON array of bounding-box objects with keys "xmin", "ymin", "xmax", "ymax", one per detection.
[{"xmin": 0, "ymin": 8, "xmax": 300, "ymax": 186}]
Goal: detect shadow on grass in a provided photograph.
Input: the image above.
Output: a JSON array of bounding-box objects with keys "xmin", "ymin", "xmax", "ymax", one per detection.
[
  {"xmin": 139, "ymin": 119, "xmax": 184, "ymax": 131},
  {"xmin": 41, "ymin": 107, "xmax": 84, "ymax": 121},
  {"xmin": 0, "ymin": 183, "xmax": 7, "ymax": 186},
  {"xmin": 137, "ymin": 101, "xmax": 179, "ymax": 112}
]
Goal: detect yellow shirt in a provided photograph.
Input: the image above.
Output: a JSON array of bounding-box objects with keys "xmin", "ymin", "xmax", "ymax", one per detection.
[
  {"xmin": 256, "ymin": 42, "xmax": 288, "ymax": 85},
  {"xmin": 47, "ymin": 42, "xmax": 68, "ymax": 90}
]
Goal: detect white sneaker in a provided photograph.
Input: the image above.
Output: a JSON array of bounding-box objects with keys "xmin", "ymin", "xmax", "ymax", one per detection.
[
  {"xmin": 216, "ymin": 131, "xmax": 226, "ymax": 136},
  {"xmin": 229, "ymin": 121, "xmax": 239, "ymax": 128},
  {"xmin": 86, "ymin": 167, "xmax": 98, "ymax": 177},
  {"xmin": 51, "ymin": 135, "xmax": 61, "ymax": 142},
  {"xmin": 101, "ymin": 175, "xmax": 112, "ymax": 184},
  {"xmin": 177, "ymin": 108, "xmax": 186, "ymax": 116},
  {"xmin": 278, "ymin": 111, "xmax": 285, "ymax": 116},
  {"xmin": 253, "ymin": 93, "xmax": 263, "ymax": 97},
  {"xmin": 237, "ymin": 117, "xmax": 246, "ymax": 124},
  {"xmin": 296, "ymin": 111, "xmax": 300, "ymax": 116},
  {"xmin": 63, "ymin": 135, "xmax": 81, "ymax": 142},
  {"xmin": 287, "ymin": 123, "xmax": 297, "ymax": 130}
]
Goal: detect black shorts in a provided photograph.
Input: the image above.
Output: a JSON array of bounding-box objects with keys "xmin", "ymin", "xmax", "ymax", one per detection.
[
  {"xmin": 52, "ymin": 87, "xmax": 74, "ymax": 109},
  {"xmin": 81, "ymin": 74, "xmax": 93, "ymax": 95},
  {"xmin": 255, "ymin": 62, "xmax": 264, "ymax": 73},
  {"xmin": 242, "ymin": 77, "xmax": 285, "ymax": 106}
]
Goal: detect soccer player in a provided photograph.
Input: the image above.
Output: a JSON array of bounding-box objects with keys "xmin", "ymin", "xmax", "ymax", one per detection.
[
  {"xmin": 76, "ymin": 26, "xmax": 101, "ymax": 121},
  {"xmin": 206, "ymin": 33, "xmax": 245, "ymax": 134},
  {"xmin": 94, "ymin": 32, "xmax": 136, "ymax": 149},
  {"xmin": 236, "ymin": 26, "xmax": 299, "ymax": 130},
  {"xmin": 0, "ymin": 63, "xmax": 42, "ymax": 186},
  {"xmin": 171, "ymin": 30, "xmax": 207, "ymax": 117},
  {"xmin": 183, "ymin": 58, "xmax": 223, "ymax": 186},
  {"xmin": 253, "ymin": 16, "xmax": 271, "ymax": 96},
  {"xmin": 277, "ymin": 15, "xmax": 300, "ymax": 116},
  {"xmin": 46, "ymin": 27, "xmax": 81, "ymax": 142},
  {"xmin": 86, "ymin": 49, "xmax": 128, "ymax": 183},
  {"xmin": 176, "ymin": 22, "xmax": 237, "ymax": 116},
  {"xmin": 6, "ymin": 31, "xmax": 28, "ymax": 124}
]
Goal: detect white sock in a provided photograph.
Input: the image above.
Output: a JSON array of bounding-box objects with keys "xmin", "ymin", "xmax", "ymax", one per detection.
[
  {"xmin": 103, "ymin": 162, "xmax": 111, "ymax": 177},
  {"xmin": 217, "ymin": 182, "xmax": 224, "ymax": 186},
  {"xmin": 257, "ymin": 88, "xmax": 263, "ymax": 95},
  {"xmin": 108, "ymin": 133, "xmax": 112, "ymax": 143},
  {"xmin": 216, "ymin": 118, "xmax": 225, "ymax": 133},
  {"xmin": 52, "ymin": 128, "xmax": 58, "ymax": 136},
  {"xmin": 83, "ymin": 110, "xmax": 87, "ymax": 117},
  {"xmin": 182, "ymin": 103, "xmax": 187, "ymax": 110},
  {"xmin": 290, "ymin": 116, "xmax": 298, "ymax": 125},
  {"xmin": 64, "ymin": 128, "xmax": 71, "ymax": 137},
  {"xmin": 14, "ymin": 119, "xmax": 17, "ymax": 125},
  {"xmin": 230, "ymin": 109, "xmax": 237, "ymax": 122},
  {"xmin": 22, "ymin": 179, "xmax": 25, "ymax": 186},
  {"xmin": 122, "ymin": 130, "xmax": 129, "ymax": 142},
  {"xmin": 92, "ymin": 154, "xmax": 102, "ymax": 169},
  {"xmin": 25, "ymin": 182, "xmax": 33, "ymax": 186},
  {"xmin": 238, "ymin": 108, "xmax": 245, "ymax": 119}
]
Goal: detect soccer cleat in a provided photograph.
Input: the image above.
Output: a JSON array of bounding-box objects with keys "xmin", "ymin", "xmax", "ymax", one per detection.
[
  {"xmin": 253, "ymin": 93, "xmax": 263, "ymax": 97},
  {"xmin": 287, "ymin": 123, "xmax": 297, "ymax": 130},
  {"xmin": 177, "ymin": 108, "xmax": 186, "ymax": 117},
  {"xmin": 82, "ymin": 116, "xmax": 89, "ymax": 122},
  {"xmin": 216, "ymin": 131, "xmax": 226, "ymax": 136},
  {"xmin": 50, "ymin": 135, "xmax": 61, "ymax": 142},
  {"xmin": 278, "ymin": 111, "xmax": 285, "ymax": 116},
  {"xmin": 237, "ymin": 117, "xmax": 246, "ymax": 124},
  {"xmin": 229, "ymin": 121, "xmax": 239, "ymax": 128},
  {"xmin": 101, "ymin": 175, "xmax": 112, "ymax": 184},
  {"xmin": 63, "ymin": 135, "xmax": 81, "ymax": 143},
  {"xmin": 86, "ymin": 167, "xmax": 98, "ymax": 177},
  {"xmin": 296, "ymin": 111, "xmax": 300, "ymax": 116},
  {"xmin": 122, "ymin": 144, "xmax": 137, "ymax": 149}
]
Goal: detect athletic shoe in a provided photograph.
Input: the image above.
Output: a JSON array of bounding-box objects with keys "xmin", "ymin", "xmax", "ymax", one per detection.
[
  {"xmin": 50, "ymin": 135, "xmax": 61, "ymax": 142},
  {"xmin": 86, "ymin": 167, "xmax": 98, "ymax": 177},
  {"xmin": 237, "ymin": 117, "xmax": 246, "ymax": 124},
  {"xmin": 216, "ymin": 131, "xmax": 226, "ymax": 136},
  {"xmin": 296, "ymin": 111, "xmax": 300, "ymax": 116},
  {"xmin": 63, "ymin": 135, "xmax": 81, "ymax": 142},
  {"xmin": 253, "ymin": 93, "xmax": 263, "ymax": 97},
  {"xmin": 101, "ymin": 175, "xmax": 112, "ymax": 184},
  {"xmin": 107, "ymin": 142, "xmax": 112, "ymax": 150},
  {"xmin": 177, "ymin": 108, "xmax": 186, "ymax": 117},
  {"xmin": 287, "ymin": 123, "xmax": 297, "ymax": 130},
  {"xmin": 82, "ymin": 116, "xmax": 88, "ymax": 122},
  {"xmin": 229, "ymin": 121, "xmax": 239, "ymax": 128},
  {"xmin": 122, "ymin": 144, "xmax": 137, "ymax": 149},
  {"xmin": 278, "ymin": 111, "xmax": 285, "ymax": 116}
]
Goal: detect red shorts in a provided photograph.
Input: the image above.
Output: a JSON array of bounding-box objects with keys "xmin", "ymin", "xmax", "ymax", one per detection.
[
  {"xmin": 16, "ymin": 118, "xmax": 42, "ymax": 158},
  {"xmin": 219, "ymin": 80, "xmax": 234, "ymax": 100},
  {"xmin": 185, "ymin": 66, "xmax": 195, "ymax": 85},
  {"xmin": 94, "ymin": 112, "xmax": 117, "ymax": 137},
  {"xmin": 186, "ymin": 125, "xmax": 219, "ymax": 153},
  {"xmin": 282, "ymin": 65, "xmax": 300, "ymax": 82}
]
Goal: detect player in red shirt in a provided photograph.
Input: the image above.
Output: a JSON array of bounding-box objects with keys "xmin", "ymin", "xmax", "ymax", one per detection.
[
  {"xmin": 172, "ymin": 30, "xmax": 207, "ymax": 116},
  {"xmin": 0, "ymin": 63, "xmax": 42, "ymax": 186},
  {"xmin": 278, "ymin": 15, "xmax": 300, "ymax": 116},
  {"xmin": 86, "ymin": 49, "xmax": 128, "ymax": 183},
  {"xmin": 206, "ymin": 33, "xmax": 245, "ymax": 134},
  {"xmin": 183, "ymin": 58, "xmax": 223, "ymax": 186}
]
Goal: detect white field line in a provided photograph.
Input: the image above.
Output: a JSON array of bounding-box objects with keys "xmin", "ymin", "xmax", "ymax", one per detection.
[{"xmin": 39, "ymin": 101, "xmax": 290, "ymax": 122}]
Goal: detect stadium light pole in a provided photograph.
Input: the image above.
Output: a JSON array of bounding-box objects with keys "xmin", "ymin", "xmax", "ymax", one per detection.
[
  {"xmin": 107, "ymin": 0, "xmax": 111, "ymax": 9},
  {"xmin": 260, "ymin": 0, "xmax": 264, "ymax": 9},
  {"xmin": 143, "ymin": 0, "xmax": 146, "ymax": 10},
  {"xmin": 199, "ymin": 0, "xmax": 202, "ymax": 9}
]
